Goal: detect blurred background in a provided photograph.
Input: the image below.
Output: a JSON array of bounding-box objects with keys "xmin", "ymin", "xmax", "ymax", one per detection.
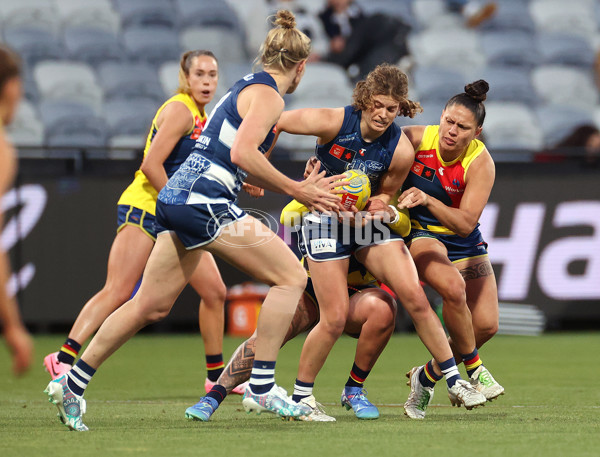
[{"xmin": 2, "ymin": 0, "xmax": 599, "ymax": 336}]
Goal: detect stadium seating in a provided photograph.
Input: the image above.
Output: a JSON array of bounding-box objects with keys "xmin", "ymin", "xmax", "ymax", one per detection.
[
  {"xmin": 0, "ymin": 0, "xmax": 597, "ymax": 162},
  {"xmin": 5, "ymin": 99, "xmax": 45, "ymax": 149},
  {"xmin": 54, "ymin": 0, "xmax": 120, "ymax": 35},
  {"xmin": 33, "ymin": 61, "xmax": 104, "ymax": 115},
  {"xmin": 113, "ymin": 0, "xmax": 178, "ymax": 29},
  {"xmin": 481, "ymin": 30, "xmax": 539, "ymax": 68},
  {"xmin": 481, "ymin": 66, "xmax": 538, "ymax": 105},
  {"xmin": 483, "ymin": 101, "xmax": 544, "ymax": 151},
  {"xmin": 63, "ymin": 27, "xmax": 124, "ymax": 66},
  {"xmin": 412, "ymin": 66, "xmax": 466, "ymax": 104},
  {"xmin": 122, "ymin": 26, "xmax": 181, "ymax": 65},
  {"xmin": 535, "ymin": 32, "xmax": 596, "ymax": 68},
  {"xmin": 179, "ymin": 26, "xmax": 248, "ymax": 64},
  {"xmin": 98, "ymin": 61, "xmax": 164, "ymax": 104},
  {"xmin": 3, "ymin": 26, "xmax": 63, "ymax": 68},
  {"xmin": 532, "ymin": 65, "xmax": 599, "ymax": 111},
  {"xmin": 535, "ymin": 104, "xmax": 596, "ymax": 148}
]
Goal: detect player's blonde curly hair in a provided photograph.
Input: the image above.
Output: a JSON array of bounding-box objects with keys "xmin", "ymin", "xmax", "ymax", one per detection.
[
  {"xmin": 352, "ymin": 64, "xmax": 422, "ymax": 118},
  {"xmin": 255, "ymin": 10, "xmax": 311, "ymax": 72}
]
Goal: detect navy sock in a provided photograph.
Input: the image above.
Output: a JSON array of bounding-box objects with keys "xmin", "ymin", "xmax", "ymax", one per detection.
[
  {"xmin": 419, "ymin": 360, "xmax": 443, "ymax": 388},
  {"xmin": 206, "ymin": 385, "xmax": 228, "ymax": 405},
  {"xmin": 345, "ymin": 362, "xmax": 370, "ymax": 388},
  {"xmin": 66, "ymin": 359, "xmax": 96, "ymax": 397},
  {"xmin": 206, "ymin": 354, "xmax": 224, "ymax": 382},
  {"xmin": 439, "ymin": 357, "xmax": 461, "ymax": 388},
  {"xmin": 57, "ymin": 338, "xmax": 82, "ymax": 365},
  {"xmin": 249, "ymin": 360, "xmax": 275, "ymax": 394},
  {"xmin": 461, "ymin": 348, "xmax": 483, "ymax": 378},
  {"xmin": 292, "ymin": 379, "xmax": 314, "ymax": 403}
]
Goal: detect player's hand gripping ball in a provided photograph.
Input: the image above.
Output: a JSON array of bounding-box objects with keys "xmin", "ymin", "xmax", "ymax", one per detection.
[{"xmin": 338, "ymin": 169, "xmax": 371, "ymax": 211}]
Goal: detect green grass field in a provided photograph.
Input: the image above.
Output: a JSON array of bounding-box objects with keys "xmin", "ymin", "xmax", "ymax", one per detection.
[{"xmin": 1, "ymin": 333, "xmax": 599, "ymax": 457}]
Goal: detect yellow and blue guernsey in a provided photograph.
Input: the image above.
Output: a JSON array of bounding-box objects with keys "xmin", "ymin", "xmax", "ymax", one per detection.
[
  {"xmin": 117, "ymin": 93, "xmax": 207, "ymax": 215},
  {"xmin": 403, "ymin": 125, "xmax": 489, "ymax": 261}
]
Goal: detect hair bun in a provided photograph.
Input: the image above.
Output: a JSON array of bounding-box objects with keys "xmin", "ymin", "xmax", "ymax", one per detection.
[
  {"xmin": 464, "ymin": 80, "xmax": 489, "ymax": 102},
  {"xmin": 274, "ymin": 9, "xmax": 296, "ymax": 29}
]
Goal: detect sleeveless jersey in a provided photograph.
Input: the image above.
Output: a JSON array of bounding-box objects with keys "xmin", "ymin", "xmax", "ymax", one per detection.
[
  {"xmin": 403, "ymin": 125, "xmax": 486, "ymax": 235},
  {"xmin": 158, "ymin": 72, "xmax": 278, "ymax": 206},
  {"xmin": 314, "ymin": 106, "xmax": 401, "ymax": 194},
  {"xmin": 117, "ymin": 93, "xmax": 206, "ymax": 214}
]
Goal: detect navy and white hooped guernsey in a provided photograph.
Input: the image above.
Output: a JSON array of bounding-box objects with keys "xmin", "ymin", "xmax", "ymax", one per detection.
[
  {"xmin": 158, "ymin": 71, "xmax": 278, "ymax": 207},
  {"xmin": 155, "ymin": 72, "xmax": 278, "ymax": 248}
]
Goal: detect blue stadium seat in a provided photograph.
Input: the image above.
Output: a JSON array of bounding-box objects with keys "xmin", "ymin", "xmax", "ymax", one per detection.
[
  {"xmin": 535, "ymin": 104, "xmax": 595, "ymax": 148},
  {"xmin": 5, "ymin": 99, "xmax": 44, "ymax": 149},
  {"xmin": 412, "ymin": 66, "xmax": 466, "ymax": 104},
  {"xmin": 483, "ymin": 101, "xmax": 544, "ymax": 151},
  {"xmin": 529, "ymin": 0, "xmax": 597, "ymax": 38},
  {"xmin": 179, "ymin": 26, "xmax": 248, "ymax": 64},
  {"xmin": 1, "ymin": 0, "xmax": 60, "ymax": 35},
  {"xmin": 408, "ymin": 28, "xmax": 486, "ymax": 74},
  {"xmin": 113, "ymin": 0, "xmax": 178, "ymax": 29},
  {"xmin": 532, "ymin": 64, "xmax": 598, "ymax": 111},
  {"xmin": 481, "ymin": 66, "xmax": 538, "ymax": 105},
  {"xmin": 175, "ymin": 0, "xmax": 242, "ymax": 32},
  {"xmin": 2, "ymin": 26, "xmax": 63, "ymax": 68},
  {"xmin": 103, "ymin": 97, "xmax": 160, "ymax": 138},
  {"xmin": 98, "ymin": 62, "xmax": 164, "ymax": 103},
  {"xmin": 481, "ymin": 30, "xmax": 539, "ymax": 68},
  {"xmin": 54, "ymin": 0, "xmax": 120, "ymax": 34},
  {"xmin": 535, "ymin": 32, "xmax": 596, "ymax": 68},
  {"xmin": 479, "ymin": 1, "xmax": 535, "ymax": 33},
  {"xmin": 122, "ymin": 26, "xmax": 182, "ymax": 65},
  {"xmin": 34, "ymin": 61, "xmax": 104, "ymax": 114},
  {"xmin": 38, "ymin": 99, "xmax": 108, "ymax": 149},
  {"xmin": 63, "ymin": 27, "xmax": 124, "ymax": 66}
]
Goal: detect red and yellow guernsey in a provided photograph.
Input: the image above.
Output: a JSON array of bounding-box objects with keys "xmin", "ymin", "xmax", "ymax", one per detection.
[{"xmin": 403, "ymin": 125, "xmax": 486, "ymax": 236}]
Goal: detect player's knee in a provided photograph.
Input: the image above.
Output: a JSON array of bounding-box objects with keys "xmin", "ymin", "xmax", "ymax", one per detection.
[
  {"xmin": 203, "ymin": 279, "xmax": 227, "ymax": 308},
  {"xmin": 398, "ymin": 286, "xmax": 431, "ymax": 318},
  {"xmin": 321, "ymin": 312, "xmax": 347, "ymax": 337},
  {"xmin": 438, "ymin": 279, "xmax": 467, "ymax": 311},
  {"xmin": 475, "ymin": 321, "xmax": 498, "ymax": 347},
  {"xmin": 363, "ymin": 295, "xmax": 396, "ymax": 331},
  {"xmin": 278, "ymin": 262, "xmax": 307, "ymax": 291}
]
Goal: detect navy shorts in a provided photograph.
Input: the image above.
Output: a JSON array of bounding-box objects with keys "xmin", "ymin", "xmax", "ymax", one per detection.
[
  {"xmin": 117, "ymin": 205, "xmax": 157, "ymax": 240},
  {"xmin": 299, "ymin": 213, "xmax": 404, "ymax": 261},
  {"xmin": 405, "ymin": 228, "xmax": 489, "ymax": 262},
  {"xmin": 155, "ymin": 200, "xmax": 247, "ymax": 249}
]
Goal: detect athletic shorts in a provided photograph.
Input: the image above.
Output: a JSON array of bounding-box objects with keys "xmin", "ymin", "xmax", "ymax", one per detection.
[
  {"xmin": 405, "ymin": 228, "xmax": 489, "ymax": 262},
  {"xmin": 155, "ymin": 199, "xmax": 247, "ymax": 249},
  {"xmin": 117, "ymin": 205, "xmax": 157, "ymax": 241},
  {"xmin": 299, "ymin": 213, "xmax": 403, "ymax": 261}
]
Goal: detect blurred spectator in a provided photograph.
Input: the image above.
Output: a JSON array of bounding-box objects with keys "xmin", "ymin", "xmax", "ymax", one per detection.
[
  {"xmin": 317, "ymin": 0, "xmax": 411, "ymax": 81},
  {"xmin": 534, "ymin": 124, "xmax": 600, "ymax": 167},
  {"xmin": 446, "ymin": 1, "xmax": 497, "ymax": 28}
]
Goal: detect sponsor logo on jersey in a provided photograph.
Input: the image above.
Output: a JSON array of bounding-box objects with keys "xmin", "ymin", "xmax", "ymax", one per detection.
[
  {"xmin": 190, "ymin": 115, "xmax": 205, "ymax": 140},
  {"xmin": 366, "ymin": 160, "xmax": 384, "ymax": 172},
  {"xmin": 411, "ymin": 161, "xmax": 436, "ymax": 182},
  {"xmin": 330, "ymin": 144, "xmax": 357, "ymax": 162},
  {"xmin": 311, "ymin": 238, "xmax": 337, "ymax": 254},
  {"xmin": 336, "ymin": 133, "xmax": 356, "ymax": 143}
]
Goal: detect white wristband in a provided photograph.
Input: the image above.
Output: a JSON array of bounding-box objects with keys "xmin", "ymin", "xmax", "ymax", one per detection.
[{"xmin": 388, "ymin": 205, "xmax": 400, "ymax": 224}]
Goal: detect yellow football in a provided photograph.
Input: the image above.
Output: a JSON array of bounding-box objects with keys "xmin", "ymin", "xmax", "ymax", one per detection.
[{"xmin": 338, "ymin": 169, "xmax": 371, "ymax": 211}]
